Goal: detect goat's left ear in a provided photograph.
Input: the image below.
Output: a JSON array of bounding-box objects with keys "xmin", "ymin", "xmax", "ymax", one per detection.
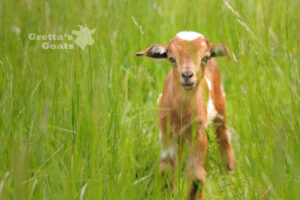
[
  {"xmin": 210, "ymin": 44, "xmax": 237, "ymax": 62},
  {"xmin": 136, "ymin": 44, "xmax": 168, "ymax": 59}
]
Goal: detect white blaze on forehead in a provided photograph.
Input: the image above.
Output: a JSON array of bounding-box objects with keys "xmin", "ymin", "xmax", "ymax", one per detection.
[{"xmin": 176, "ymin": 31, "xmax": 204, "ymax": 41}]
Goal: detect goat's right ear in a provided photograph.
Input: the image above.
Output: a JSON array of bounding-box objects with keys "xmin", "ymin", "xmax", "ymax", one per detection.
[
  {"xmin": 136, "ymin": 44, "xmax": 168, "ymax": 59},
  {"xmin": 210, "ymin": 44, "xmax": 237, "ymax": 62}
]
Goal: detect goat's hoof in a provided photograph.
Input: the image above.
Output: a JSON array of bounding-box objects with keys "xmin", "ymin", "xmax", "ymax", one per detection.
[{"xmin": 226, "ymin": 160, "xmax": 235, "ymax": 172}]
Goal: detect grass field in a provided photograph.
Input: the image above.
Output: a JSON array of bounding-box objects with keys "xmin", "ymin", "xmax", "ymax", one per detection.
[{"xmin": 0, "ymin": 0, "xmax": 299, "ymax": 199}]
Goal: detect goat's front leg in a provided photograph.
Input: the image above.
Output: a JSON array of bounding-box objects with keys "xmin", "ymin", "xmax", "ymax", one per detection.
[
  {"xmin": 186, "ymin": 127, "xmax": 207, "ymax": 200},
  {"xmin": 159, "ymin": 117, "xmax": 176, "ymax": 191}
]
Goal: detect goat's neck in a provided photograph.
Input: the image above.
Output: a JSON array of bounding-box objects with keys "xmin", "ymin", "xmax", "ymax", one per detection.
[{"xmin": 170, "ymin": 75, "xmax": 199, "ymax": 110}]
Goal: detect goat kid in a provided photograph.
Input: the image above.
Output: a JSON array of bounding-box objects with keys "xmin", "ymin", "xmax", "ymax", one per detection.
[{"xmin": 136, "ymin": 31, "xmax": 236, "ymax": 200}]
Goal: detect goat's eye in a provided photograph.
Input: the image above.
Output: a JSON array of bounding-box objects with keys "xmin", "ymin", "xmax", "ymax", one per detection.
[
  {"xmin": 169, "ymin": 57, "xmax": 176, "ymax": 63},
  {"xmin": 201, "ymin": 55, "xmax": 209, "ymax": 64}
]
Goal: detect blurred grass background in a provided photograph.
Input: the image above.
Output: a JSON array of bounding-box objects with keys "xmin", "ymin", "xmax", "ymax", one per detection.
[{"xmin": 0, "ymin": 0, "xmax": 299, "ymax": 199}]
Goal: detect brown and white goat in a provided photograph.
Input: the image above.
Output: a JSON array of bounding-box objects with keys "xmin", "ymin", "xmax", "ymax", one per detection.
[{"xmin": 136, "ymin": 31, "xmax": 236, "ymax": 200}]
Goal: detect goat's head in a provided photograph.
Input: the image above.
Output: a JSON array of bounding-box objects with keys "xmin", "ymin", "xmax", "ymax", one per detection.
[{"xmin": 136, "ymin": 31, "xmax": 235, "ymax": 90}]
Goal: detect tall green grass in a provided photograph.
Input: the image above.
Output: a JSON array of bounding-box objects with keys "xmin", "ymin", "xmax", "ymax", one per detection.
[{"xmin": 0, "ymin": 0, "xmax": 299, "ymax": 199}]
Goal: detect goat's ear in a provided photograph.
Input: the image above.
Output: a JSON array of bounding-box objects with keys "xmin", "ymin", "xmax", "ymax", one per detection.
[
  {"xmin": 136, "ymin": 44, "xmax": 168, "ymax": 59},
  {"xmin": 210, "ymin": 44, "xmax": 237, "ymax": 62}
]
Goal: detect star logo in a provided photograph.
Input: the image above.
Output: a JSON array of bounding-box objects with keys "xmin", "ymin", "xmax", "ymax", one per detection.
[{"xmin": 72, "ymin": 25, "xmax": 96, "ymax": 50}]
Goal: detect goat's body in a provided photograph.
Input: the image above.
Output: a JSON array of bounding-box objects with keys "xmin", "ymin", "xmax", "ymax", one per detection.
[
  {"xmin": 159, "ymin": 59, "xmax": 222, "ymax": 147},
  {"xmin": 159, "ymin": 59, "xmax": 235, "ymax": 199}
]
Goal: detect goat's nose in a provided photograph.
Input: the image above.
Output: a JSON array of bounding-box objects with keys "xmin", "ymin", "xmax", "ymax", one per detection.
[{"xmin": 181, "ymin": 72, "xmax": 194, "ymax": 79}]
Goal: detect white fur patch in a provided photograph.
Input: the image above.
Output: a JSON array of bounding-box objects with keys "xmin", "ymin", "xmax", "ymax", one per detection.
[
  {"xmin": 160, "ymin": 145, "xmax": 176, "ymax": 159},
  {"xmin": 205, "ymin": 77, "xmax": 212, "ymax": 91},
  {"xmin": 169, "ymin": 146, "xmax": 176, "ymax": 159},
  {"xmin": 176, "ymin": 31, "xmax": 204, "ymax": 41},
  {"xmin": 159, "ymin": 130, "xmax": 162, "ymax": 142},
  {"xmin": 161, "ymin": 151, "xmax": 168, "ymax": 159},
  {"xmin": 205, "ymin": 77, "xmax": 224, "ymax": 126},
  {"xmin": 226, "ymin": 130, "xmax": 231, "ymax": 144},
  {"xmin": 207, "ymin": 97, "xmax": 218, "ymax": 123},
  {"xmin": 152, "ymin": 46, "xmax": 166, "ymax": 55}
]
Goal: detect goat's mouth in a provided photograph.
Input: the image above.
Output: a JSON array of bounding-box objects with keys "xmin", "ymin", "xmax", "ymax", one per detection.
[{"xmin": 182, "ymin": 81, "xmax": 196, "ymax": 89}]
